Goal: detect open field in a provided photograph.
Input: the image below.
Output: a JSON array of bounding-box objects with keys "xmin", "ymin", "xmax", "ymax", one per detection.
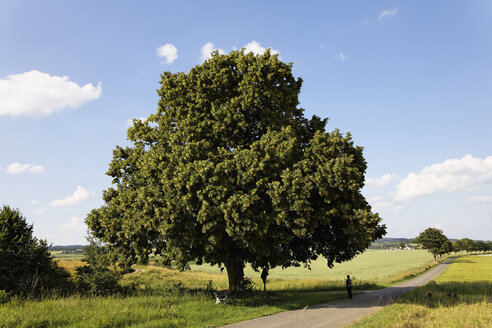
[
  {"xmin": 349, "ymin": 255, "xmax": 492, "ymax": 328},
  {"xmin": 0, "ymin": 250, "xmax": 440, "ymax": 327},
  {"xmin": 190, "ymin": 250, "xmax": 435, "ymax": 289}
]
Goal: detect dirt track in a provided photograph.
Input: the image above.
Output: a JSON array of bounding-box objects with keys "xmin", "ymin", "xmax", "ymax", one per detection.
[{"xmin": 223, "ymin": 258, "xmax": 454, "ymax": 328}]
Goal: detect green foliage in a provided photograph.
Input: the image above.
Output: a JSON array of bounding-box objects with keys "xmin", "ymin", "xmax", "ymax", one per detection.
[
  {"xmin": 414, "ymin": 228, "xmax": 451, "ymax": 262},
  {"xmin": 0, "ymin": 290, "xmax": 8, "ymax": 304},
  {"xmin": 452, "ymin": 238, "xmax": 491, "ymax": 253},
  {"xmin": 74, "ymin": 237, "xmax": 121, "ymax": 296},
  {"xmin": 87, "ymin": 50, "xmax": 385, "ymax": 290},
  {"xmin": 0, "ymin": 205, "xmax": 71, "ymax": 296}
]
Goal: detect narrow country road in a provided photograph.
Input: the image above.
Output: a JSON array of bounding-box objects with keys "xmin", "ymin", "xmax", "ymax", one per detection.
[{"xmin": 223, "ymin": 258, "xmax": 454, "ymax": 328}]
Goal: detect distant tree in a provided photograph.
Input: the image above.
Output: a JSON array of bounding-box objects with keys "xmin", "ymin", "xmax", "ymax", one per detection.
[
  {"xmin": 0, "ymin": 205, "xmax": 70, "ymax": 296},
  {"xmin": 86, "ymin": 50, "xmax": 386, "ymax": 291},
  {"xmin": 399, "ymin": 242, "xmax": 406, "ymax": 249},
  {"xmin": 440, "ymin": 240, "xmax": 453, "ymax": 256},
  {"xmin": 472, "ymin": 241, "xmax": 489, "ymax": 253},
  {"xmin": 414, "ymin": 228, "xmax": 451, "ymax": 262},
  {"xmin": 455, "ymin": 238, "xmax": 475, "ymax": 253}
]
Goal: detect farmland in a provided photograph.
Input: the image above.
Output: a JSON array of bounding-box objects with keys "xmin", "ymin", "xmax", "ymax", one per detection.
[
  {"xmin": 349, "ymin": 255, "xmax": 492, "ymax": 328},
  {"xmin": 0, "ymin": 250, "xmax": 437, "ymax": 327}
]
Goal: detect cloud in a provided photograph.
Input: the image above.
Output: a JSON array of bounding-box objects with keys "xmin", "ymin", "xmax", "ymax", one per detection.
[
  {"xmin": 59, "ymin": 217, "xmax": 87, "ymax": 236},
  {"xmin": 50, "ymin": 186, "xmax": 95, "ymax": 207},
  {"xmin": 34, "ymin": 208, "xmax": 46, "ymax": 214},
  {"xmin": 0, "ymin": 70, "xmax": 101, "ymax": 118},
  {"xmin": 201, "ymin": 42, "xmax": 225, "ymax": 61},
  {"xmin": 31, "ymin": 200, "xmax": 39, "ymax": 205},
  {"xmin": 395, "ymin": 154, "xmax": 492, "ymax": 203},
  {"xmin": 367, "ymin": 195, "xmax": 393, "ymax": 212},
  {"xmin": 156, "ymin": 43, "xmax": 178, "ymax": 64},
  {"xmin": 126, "ymin": 117, "xmax": 147, "ymax": 127},
  {"xmin": 243, "ymin": 41, "xmax": 279, "ymax": 56},
  {"xmin": 466, "ymin": 196, "xmax": 492, "ymax": 204},
  {"xmin": 7, "ymin": 162, "xmax": 45, "ymax": 174},
  {"xmin": 201, "ymin": 41, "xmax": 279, "ymax": 62},
  {"xmin": 44, "ymin": 217, "xmax": 87, "ymax": 245},
  {"xmin": 366, "ymin": 174, "xmax": 398, "ymax": 188},
  {"xmin": 378, "ymin": 8, "xmax": 398, "ymax": 22},
  {"xmin": 334, "ymin": 52, "xmax": 348, "ymax": 61}
]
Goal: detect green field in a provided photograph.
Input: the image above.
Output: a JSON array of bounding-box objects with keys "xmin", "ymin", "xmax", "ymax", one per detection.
[
  {"xmin": 349, "ymin": 255, "xmax": 492, "ymax": 328},
  {"xmin": 190, "ymin": 249, "xmax": 435, "ymax": 288},
  {"xmin": 0, "ymin": 249, "xmax": 439, "ymax": 327}
]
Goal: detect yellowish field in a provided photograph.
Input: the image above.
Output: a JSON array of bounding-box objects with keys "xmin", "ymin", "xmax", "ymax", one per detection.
[
  {"xmin": 55, "ymin": 259, "xmax": 86, "ymax": 274},
  {"xmin": 349, "ymin": 255, "xmax": 492, "ymax": 328},
  {"xmin": 190, "ymin": 250, "xmax": 435, "ymax": 282}
]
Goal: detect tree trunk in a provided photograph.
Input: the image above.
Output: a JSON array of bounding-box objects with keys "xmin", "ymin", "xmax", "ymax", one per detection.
[{"xmin": 225, "ymin": 259, "xmax": 245, "ymax": 291}]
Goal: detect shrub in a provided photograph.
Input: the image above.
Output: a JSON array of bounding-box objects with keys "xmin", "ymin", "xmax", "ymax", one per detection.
[
  {"xmin": 0, "ymin": 205, "xmax": 72, "ymax": 297},
  {"xmin": 74, "ymin": 236, "xmax": 122, "ymax": 296}
]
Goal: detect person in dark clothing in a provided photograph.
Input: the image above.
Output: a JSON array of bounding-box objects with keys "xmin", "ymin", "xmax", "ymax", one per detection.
[
  {"xmin": 346, "ymin": 275, "xmax": 352, "ymax": 299},
  {"xmin": 261, "ymin": 268, "xmax": 269, "ymax": 292}
]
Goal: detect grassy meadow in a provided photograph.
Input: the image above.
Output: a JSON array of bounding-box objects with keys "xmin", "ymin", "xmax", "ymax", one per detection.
[
  {"xmin": 349, "ymin": 255, "xmax": 492, "ymax": 328},
  {"xmin": 190, "ymin": 249, "xmax": 435, "ymax": 286},
  {"xmin": 0, "ymin": 250, "xmax": 439, "ymax": 327}
]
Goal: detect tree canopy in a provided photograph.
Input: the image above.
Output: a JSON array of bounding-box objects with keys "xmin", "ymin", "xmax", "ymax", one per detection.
[
  {"xmin": 0, "ymin": 205, "xmax": 69, "ymax": 295},
  {"xmin": 415, "ymin": 228, "xmax": 451, "ymax": 262},
  {"xmin": 86, "ymin": 50, "xmax": 386, "ymax": 290}
]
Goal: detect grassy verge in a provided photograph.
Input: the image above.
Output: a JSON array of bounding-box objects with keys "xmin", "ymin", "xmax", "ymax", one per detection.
[
  {"xmin": 0, "ymin": 290, "xmax": 344, "ymax": 327},
  {"xmin": 0, "ymin": 250, "xmax": 444, "ymax": 327},
  {"xmin": 348, "ymin": 256, "xmax": 492, "ymax": 328}
]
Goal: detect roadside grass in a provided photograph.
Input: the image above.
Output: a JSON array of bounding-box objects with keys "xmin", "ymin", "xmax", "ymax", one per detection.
[
  {"xmin": 349, "ymin": 255, "xmax": 492, "ymax": 328},
  {"xmin": 0, "ymin": 287, "xmax": 343, "ymax": 327},
  {"xmin": 0, "ymin": 250, "xmax": 438, "ymax": 327}
]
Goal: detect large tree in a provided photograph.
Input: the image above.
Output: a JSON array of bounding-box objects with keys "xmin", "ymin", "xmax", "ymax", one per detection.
[
  {"xmin": 415, "ymin": 228, "xmax": 451, "ymax": 262},
  {"xmin": 87, "ymin": 50, "xmax": 386, "ymax": 290}
]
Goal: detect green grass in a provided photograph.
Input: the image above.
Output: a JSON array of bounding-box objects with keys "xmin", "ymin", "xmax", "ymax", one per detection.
[
  {"xmin": 0, "ymin": 291, "xmax": 343, "ymax": 327},
  {"xmin": 190, "ymin": 249, "xmax": 435, "ymax": 289},
  {"xmin": 0, "ymin": 250, "xmax": 438, "ymax": 327},
  {"xmin": 349, "ymin": 255, "xmax": 492, "ymax": 328}
]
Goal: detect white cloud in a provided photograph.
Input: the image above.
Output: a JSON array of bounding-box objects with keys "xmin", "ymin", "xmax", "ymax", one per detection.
[
  {"xmin": 0, "ymin": 70, "xmax": 101, "ymax": 118},
  {"xmin": 44, "ymin": 217, "xmax": 87, "ymax": 245},
  {"xmin": 34, "ymin": 208, "xmax": 46, "ymax": 214},
  {"xmin": 243, "ymin": 41, "xmax": 279, "ymax": 56},
  {"xmin": 367, "ymin": 195, "xmax": 393, "ymax": 212},
  {"xmin": 200, "ymin": 41, "xmax": 279, "ymax": 62},
  {"xmin": 395, "ymin": 154, "xmax": 492, "ymax": 203},
  {"xmin": 466, "ymin": 195, "xmax": 492, "ymax": 204},
  {"xmin": 201, "ymin": 42, "xmax": 225, "ymax": 61},
  {"xmin": 366, "ymin": 174, "xmax": 398, "ymax": 188},
  {"xmin": 335, "ymin": 52, "xmax": 348, "ymax": 61},
  {"xmin": 50, "ymin": 186, "xmax": 95, "ymax": 207},
  {"xmin": 379, "ymin": 8, "xmax": 398, "ymax": 22},
  {"xmin": 156, "ymin": 43, "xmax": 178, "ymax": 64},
  {"xmin": 60, "ymin": 217, "xmax": 87, "ymax": 236},
  {"xmin": 31, "ymin": 200, "xmax": 40, "ymax": 205},
  {"xmin": 7, "ymin": 162, "xmax": 45, "ymax": 174},
  {"xmin": 126, "ymin": 117, "xmax": 147, "ymax": 127}
]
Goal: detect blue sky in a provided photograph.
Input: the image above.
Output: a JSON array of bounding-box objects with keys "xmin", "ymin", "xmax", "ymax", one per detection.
[{"xmin": 1, "ymin": 0, "xmax": 491, "ymax": 244}]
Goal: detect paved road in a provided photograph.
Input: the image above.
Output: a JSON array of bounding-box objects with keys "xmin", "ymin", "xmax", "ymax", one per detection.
[{"xmin": 223, "ymin": 259, "xmax": 454, "ymax": 328}]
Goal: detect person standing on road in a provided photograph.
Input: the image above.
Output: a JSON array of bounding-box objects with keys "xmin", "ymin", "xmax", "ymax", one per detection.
[{"xmin": 346, "ymin": 275, "xmax": 352, "ymax": 299}]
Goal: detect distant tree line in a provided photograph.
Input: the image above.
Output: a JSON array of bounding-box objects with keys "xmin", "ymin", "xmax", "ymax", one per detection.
[{"xmin": 414, "ymin": 227, "xmax": 491, "ymax": 262}]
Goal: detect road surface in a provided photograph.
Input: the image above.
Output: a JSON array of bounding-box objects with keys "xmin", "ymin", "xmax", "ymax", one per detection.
[{"xmin": 223, "ymin": 259, "xmax": 453, "ymax": 328}]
